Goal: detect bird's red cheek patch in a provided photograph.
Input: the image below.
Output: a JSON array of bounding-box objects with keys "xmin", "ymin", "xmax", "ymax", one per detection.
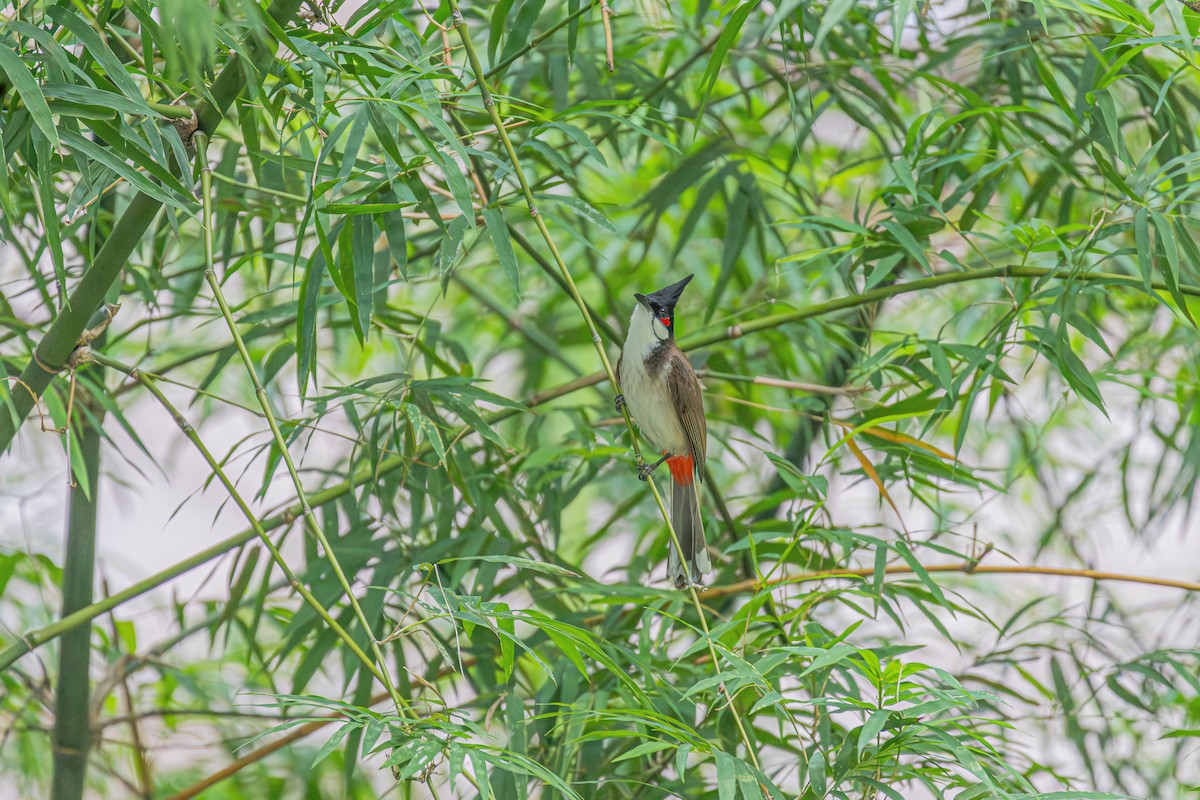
[{"xmin": 659, "ymin": 317, "xmax": 671, "ymax": 326}]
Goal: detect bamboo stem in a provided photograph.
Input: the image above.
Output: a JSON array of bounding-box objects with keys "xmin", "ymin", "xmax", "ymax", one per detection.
[{"xmin": 51, "ymin": 409, "xmax": 103, "ymax": 800}]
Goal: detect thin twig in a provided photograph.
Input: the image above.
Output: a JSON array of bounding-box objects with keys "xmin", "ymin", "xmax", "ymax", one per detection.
[
  {"xmin": 598, "ymin": 0, "xmax": 615, "ymax": 72},
  {"xmin": 101, "ymin": 578, "xmax": 153, "ymax": 799},
  {"xmin": 700, "ymin": 369, "xmax": 869, "ymax": 395},
  {"xmin": 703, "ymin": 563, "xmax": 1200, "ymax": 600}
]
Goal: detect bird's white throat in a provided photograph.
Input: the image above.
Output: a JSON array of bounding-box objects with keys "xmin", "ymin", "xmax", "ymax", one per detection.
[{"xmin": 625, "ymin": 303, "xmax": 670, "ymax": 357}]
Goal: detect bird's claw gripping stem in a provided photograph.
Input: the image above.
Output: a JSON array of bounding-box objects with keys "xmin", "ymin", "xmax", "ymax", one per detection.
[
  {"xmin": 636, "ymin": 453, "xmax": 670, "ymax": 481},
  {"xmin": 614, "ymin": 393, "xmax": 626, "ymax": 412}
]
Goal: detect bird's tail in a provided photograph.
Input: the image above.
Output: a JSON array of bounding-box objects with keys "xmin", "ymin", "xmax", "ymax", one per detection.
[{"xmin": 666, "ymin": 455, "xmax": 710, "ymax": 589}]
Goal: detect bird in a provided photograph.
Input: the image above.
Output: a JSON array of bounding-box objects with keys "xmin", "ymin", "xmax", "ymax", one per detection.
[{"xmin": 615, "ymin": 274, "xmax": 711, "ymax": 589}]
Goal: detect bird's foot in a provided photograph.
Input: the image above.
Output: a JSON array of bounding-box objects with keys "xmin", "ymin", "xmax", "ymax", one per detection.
[
  {"xmin": 636, "ymin": 453, "xmax": 669, "ymax": 481},
  {"xmin": 674, "ymin": 577, "xmax": 706, "ymax": 591},
  {"xmin": 614, "ymin": 393, "xmax": 626, "ymax": 412}
]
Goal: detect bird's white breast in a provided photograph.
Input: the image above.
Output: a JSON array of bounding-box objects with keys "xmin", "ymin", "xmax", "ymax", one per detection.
[{"xmin": 619, "ymin": 305, "xmax": 689, "ymax": 454}]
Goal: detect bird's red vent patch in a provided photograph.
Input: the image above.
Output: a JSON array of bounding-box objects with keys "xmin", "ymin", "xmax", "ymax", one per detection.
[
  {"xmin": 659, "ymin": 316, "xmax": 671, "ymax": 326},
  {"xmin": 666, "ymin": 455, "xmax": 693, "ymax": 484}
]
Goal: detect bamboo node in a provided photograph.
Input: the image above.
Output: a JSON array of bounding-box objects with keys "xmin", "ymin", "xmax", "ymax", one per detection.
[
  {"xmin": 78, "ymin": 303, "xmax": 121, "ymax": 346},
  {"xmin": 67, "ymin": 345, "xmax": 94, "ymax": 370},
  {"xmin": 170, "ymin": 108, "xmax": 200, "ymax": 150},
  {"xmin": 727, "ymin": 324, "xmax": 743, "ymax": 339},
  {"xmin": 32, "ymin": 351, "xmax": 62, "ymax": 374},
  {"xmin": 529, "ymin": 205, "xmax": 540, "ymax": 218}
]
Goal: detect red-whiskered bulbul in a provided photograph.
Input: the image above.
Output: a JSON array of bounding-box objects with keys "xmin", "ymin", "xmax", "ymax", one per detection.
[{"xmin": 615, "ymin": 274, "xmax": 711, "ymax": 589}]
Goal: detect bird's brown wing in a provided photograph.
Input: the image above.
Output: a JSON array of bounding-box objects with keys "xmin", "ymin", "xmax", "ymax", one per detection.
[{"xmin": 667, "ymin": 347, "xmax": 707, "ymax": 481}]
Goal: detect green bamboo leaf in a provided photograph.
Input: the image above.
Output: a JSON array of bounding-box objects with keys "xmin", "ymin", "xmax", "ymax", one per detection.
[
  {"xmin": 533, "ymin": 192, "xmax": 616, "ymax": 233},
  {"xmin": 879, "ymin": 219, "xmax": 929, "ymax": 271},
  {"xmin": 872, "ymin": 544, "xmax": 887, "ymax": 599},
  {"xmin": 0, "ymin": 41, "xmax": 59, "ymax": 145},
  {"xmin": 498, "ymin": 0, "xmax": 548, "ymax": 63},
  {"xmin": 612, "ymin": 740, "xmax": 673, "ymax": 763},
  {"xmin": 312, "ymin": 722, "xmax": 356, "ymax": 767},
  {"xmin": 393, "ymin": 103, "xmax": 475, "ymax": 223},
  {"xmin": 66, "ymin": 428, "xmax": 91, "ymax": 500},
  {"xmin": 814, "ymin": 0, "xmax": 855, "ymax": 48},
  {"xmin": 806, "ymin": 748, "xmax": 827, "ymax": 796},
  {"xmin": 865, "ymin": 251, "xmax": 904, "ymax": 290},
  {"xmin": 404, "ymin": 404, "xmax": 445, "ymax": 464},
  {"xmin": 671, "ymin": 161, "xmax": 740, "ymax": 265},
  {"xmin": 43, "ymin": 84, "xmax": 148, "ymax": 117},
  {"xmin": 707, "ymin": 180, "xmax": 751, "ymax": 320},
  {"xmin": 1055, "ymin": 324, "xmax": 1107, "ymax": 413},
  {"xmin": 296, "ymin": 247, "xmax": 328, "ymax": 394},
  {"xmin": 59, "ymin": 130, "xmax": 192, "ymax": 210},
  {"xmin": 714, "ymin": 749, "xmax": 738, "ymax": 800},
  {"xmin": 698, "ymin": 2, "xmax": 759, "ymax": 115},
  {"xmin": 482, "ymin": 208, "xmax": 520, "ymax": 297},
  {"xmin": 550, "ymin": 121, "xmax": 606, "ymax": 166},
  {"xmin": 46, "ymin": 7, "xmax": 148, "ymax": 107},
  {"xmin": 441, "ymin": 555, "xmax": 579, "ymax": 578},
  {"xmin": 858, "ymin": 709, "xmax": 891, "ymax": 757},
  {"xmin": 797, "ymin": 644, "xmax": 858, "ymax": 678},
  {"xmin": 926, "ymin": 341, "xmax": 955, "ymax": 401},
  {"xmin": 1133, "ymin": 207, "xmax": 1152, "ymax": 291},
  {"xmin": 1162, "ymin": 729, "xmax": 1200, "ymax": 739},
  {"xmin": 261, "ymin": 341, "xmax": 296, "ymax": 385},
  {"xmin": 33, "ymin": 137, "xmax": 67, "ymax": 291},
  {"xmin": 319, "ymin": 202, "xmax": 412, "ymax": 215},
  {"xmin": 381, "ymin": 202, "xmax": 409, "ymax": 279},
  {"xmin": 892, "ymin": 540, "xmax": 949, "ymax": 607},
  {"xmin": 351, "ymin": 214, "xmax": 375, "ymax": 341},
  {"xmin": 488, "ymin": 0, "xmax": 519, "ymax": 64},
  {"xmin": 1152, "ymin": 211, "xmax": 1196, "ymax": 324}
]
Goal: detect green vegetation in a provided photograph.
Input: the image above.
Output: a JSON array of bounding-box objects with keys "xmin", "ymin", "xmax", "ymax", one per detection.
[{"xmin": 2, "ymin": 0, "xmax": 1200, "ymax": 797}]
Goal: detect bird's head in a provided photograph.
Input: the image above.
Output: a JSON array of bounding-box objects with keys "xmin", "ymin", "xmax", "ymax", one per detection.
[{"xmin": 633, "ymin": 274, "xmax": 694, "ymax": 340}]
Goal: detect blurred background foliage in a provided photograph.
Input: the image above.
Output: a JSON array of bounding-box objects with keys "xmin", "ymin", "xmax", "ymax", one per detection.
[{"xmin": 2, "ymin": 0, "xmax": 1200, "ymax": 797}]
